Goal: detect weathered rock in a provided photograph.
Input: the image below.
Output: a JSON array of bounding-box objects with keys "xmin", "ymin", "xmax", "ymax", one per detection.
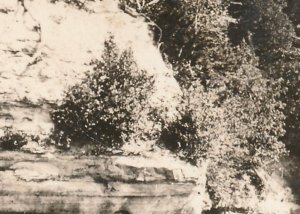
[
  {"xmin": 0, "ymin": 0, "xmax": 181, "ymax": 136},
  {"xmin": 0, "ymin": 101, "xmax": 53, "ymax": 136},
  {"xmin": 0, "ymin": 1, "xmax": 199, "ymax": 213},
  {"xmin": 0, "ymin": 151, "xmax": 208, "ymax": 213}
]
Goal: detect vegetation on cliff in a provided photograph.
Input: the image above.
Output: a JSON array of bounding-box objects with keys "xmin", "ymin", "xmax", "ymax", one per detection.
[
  {"xmin": 51, "ymin": 36, "xmax": 157, "ymax": 153},
  {"xmin": 47, "ymin": 0, "xmax": 299, "ymax": 213},
  {"xmin": 120, "ymin": 0, "xmax": 298, "ymax": 212}
]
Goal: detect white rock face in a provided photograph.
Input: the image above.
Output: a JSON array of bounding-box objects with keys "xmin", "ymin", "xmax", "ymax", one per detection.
[{"xmin": 0, "ymin": 0, "xmax": 181, "ymax": 135}]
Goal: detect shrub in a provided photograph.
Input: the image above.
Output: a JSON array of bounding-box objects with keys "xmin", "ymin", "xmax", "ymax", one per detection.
[
  {"xmin": 0, "ymin": 129, "xmax": 29, "ymax": 150},
  {"xmin": 159, "ymin": 111, "xmax": 203, "ymax": 165},
  {"xmin": 51, "ymin": 35, "xmax": 155, "ymax": 153},
  {"xmin": 158, "ymin": 80, "xmax": 212, "ymax": 164}
]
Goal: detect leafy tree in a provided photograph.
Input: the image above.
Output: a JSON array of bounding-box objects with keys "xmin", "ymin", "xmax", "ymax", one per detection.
[{"xmin": 227, "ymin": 0, "xmax": 300, "ymax": 153}]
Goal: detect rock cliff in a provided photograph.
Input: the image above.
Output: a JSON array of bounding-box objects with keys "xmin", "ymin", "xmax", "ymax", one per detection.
[
  {"xmin": 0, "ymin": 151, "xmax": 209, "ymax": 213},
  {"xmin": 0, "ymin": 0, "xmax": 181, "ymax": 136},
  {"xmin": 0, "ymin": 1, "xmax": 208, "ymax": 213}
]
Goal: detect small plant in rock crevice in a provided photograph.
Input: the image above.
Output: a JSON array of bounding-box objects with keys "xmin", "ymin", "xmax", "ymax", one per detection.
[{"xmin": 0, "ymin": 129, "xmax": 37, "ymax": 151}]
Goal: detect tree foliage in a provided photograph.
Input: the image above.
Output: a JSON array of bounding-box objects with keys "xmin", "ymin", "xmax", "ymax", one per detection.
[
  {"xmin": 51, "ymin": 36, "xmax": 155, "ymax": 153},
  {"xmin": 121, "ymin": 0, "xmax": 293, "ymax": 212},
  {"xmin": 227, "ymin": 0, "xmax": 300, "ymax": 150}
]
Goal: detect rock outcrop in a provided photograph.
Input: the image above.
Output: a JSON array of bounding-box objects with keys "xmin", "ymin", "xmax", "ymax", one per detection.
[
  {"xmin": 0, "ymin": 1, "xmax": 207, "ymax": 213},
  {"xmin": 0, "ymin": 151, "xmax": 209, "ymax": 213},
  {"xmin": 0, "ymin": 0, "xmax": 181, "ymax": 136}
]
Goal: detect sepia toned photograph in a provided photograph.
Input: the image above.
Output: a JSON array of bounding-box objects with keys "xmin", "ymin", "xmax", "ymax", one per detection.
[{"xmin": 0, "ymin": 0, "xmax": 299, "ymax": 213}]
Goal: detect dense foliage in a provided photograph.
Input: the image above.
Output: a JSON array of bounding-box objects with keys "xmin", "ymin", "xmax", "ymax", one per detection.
[
  {"xmin": 227, "ymin": 0, "xmax": 300, "ymax": 152},
  {"xmin": 121, "ymin": 0, "xmax": 296, "ymax": 212},
  {"xmin": 51, "ymin": 36, "xmax": 155, "ymax": 153}
]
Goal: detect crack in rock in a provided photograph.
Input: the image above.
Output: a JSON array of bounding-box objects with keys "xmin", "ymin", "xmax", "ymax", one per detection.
[{"xmin": 18, "ymin": 0, "xmax": 42, "ymax": 76}]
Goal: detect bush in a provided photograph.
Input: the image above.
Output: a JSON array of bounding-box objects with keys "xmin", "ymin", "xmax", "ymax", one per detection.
[
  {"xmin": 158, "ymin": 80, "xmax": 211, "ymax": 164},
  {"xmin": 159, "ymin": 111, "xmax": 203, "ymax": 165},
  {"xmin": 51, "ymin": 35, "xmax": 155, "ymax": 153},
  {"xmin": 0, "ymin": 129, "xmax": 29, "ymax": 151}
]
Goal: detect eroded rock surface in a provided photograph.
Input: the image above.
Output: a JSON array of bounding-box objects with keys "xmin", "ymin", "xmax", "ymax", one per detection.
[
  {"xmin": 0, "ymin": 0, "xmax": 181, "ymax": 136},
  {"xmin": 0, "ymin": 151, "xmax": 208, "ymax": 213}
]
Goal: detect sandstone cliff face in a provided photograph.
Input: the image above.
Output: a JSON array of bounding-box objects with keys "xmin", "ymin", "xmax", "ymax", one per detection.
[
  {"xmin": 0, "ymin": 151, "xmax": 209, "ymax": 213},
  {"xmin": 0, "ymin": 1, "xmax": 205, "ymax": 213},
  {"xmin": 0, "ymin": 0, "xmax": 181, "ymax": 136},
  {"xmin": 0, "ymin": 2, "xmax": 208, "ymax": 213}
]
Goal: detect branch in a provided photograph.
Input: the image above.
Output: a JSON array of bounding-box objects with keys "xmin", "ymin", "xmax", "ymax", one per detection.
[
  {"xmin": 136, "ymin": 0, "xmax": 141, "ymax": 10},
  {"xmin": 142, "ymin": 14, "xmax": 163, "ymax": 44},
  {"xmin": 119, "ymin": 0, "xmax": 163, "ymax": 46},
  {"xmin": 138, "ymin": 0, "xmax": 161, "ymax": 10},
  {"xmin": 147, "ymin": 0, "xmax": 160, "ymax": 6}
]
